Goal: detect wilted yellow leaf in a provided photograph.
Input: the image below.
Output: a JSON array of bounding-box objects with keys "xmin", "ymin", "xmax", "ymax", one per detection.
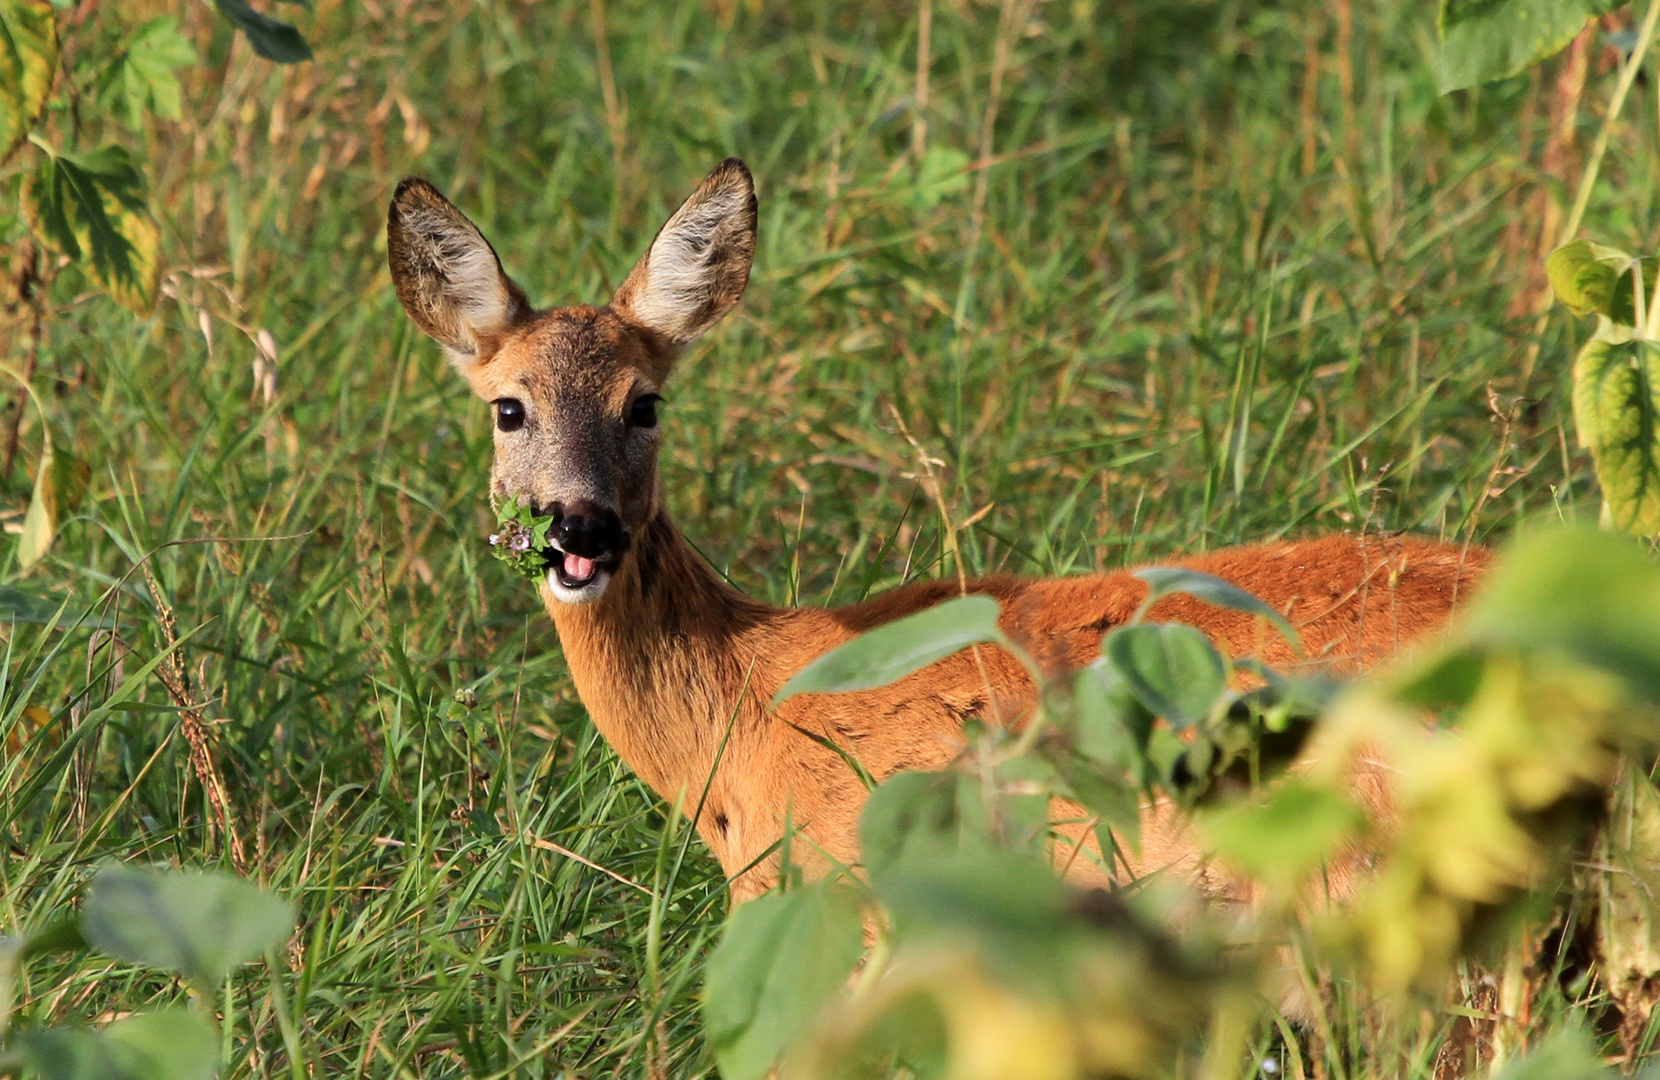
[
  {"xmin": 0, "ymin": 0, "xmax": 57, "ymax": 159},
  {"xmin": 18, "ymin": 436, "xmax": 87, "ymax": 571}
]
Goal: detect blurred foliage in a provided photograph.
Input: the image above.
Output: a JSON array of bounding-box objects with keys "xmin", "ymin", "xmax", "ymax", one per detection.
[
  {"xmin": 0, "ymin": 866, "xmax": 292, "ymax": 1080},
  {"xmin": 709, "ymin": 527, "xmax": 1660, "ymax": 1078}
]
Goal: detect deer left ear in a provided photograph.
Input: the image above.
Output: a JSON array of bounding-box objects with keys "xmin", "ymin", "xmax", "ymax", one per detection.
[
  {"xmin": 387, "ymin": 177, "xmax": 529, "ymax": 368},
  {"xmin": 610, "ymin": 158, "xmax": 757, "ymax": 345}
]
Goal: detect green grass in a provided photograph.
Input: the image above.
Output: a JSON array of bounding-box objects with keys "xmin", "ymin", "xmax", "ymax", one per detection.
[{"xmin": 2, "ymin": 0, "xmax": 1656, "ymax": 1075}]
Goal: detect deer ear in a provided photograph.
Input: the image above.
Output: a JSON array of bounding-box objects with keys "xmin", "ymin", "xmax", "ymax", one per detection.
[
  {"xmin": 610, "ymin": 158, "xmax": 757, "ymax": 345},
  {"xmin": 387, "ymin": 178, "xmax": 529, "ymax": 366}
]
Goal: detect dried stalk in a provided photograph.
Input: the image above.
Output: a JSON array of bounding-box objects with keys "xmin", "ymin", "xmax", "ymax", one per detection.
[{"xmin": 139, "ymin": 563, "xmax": 248, "ymax": 871}]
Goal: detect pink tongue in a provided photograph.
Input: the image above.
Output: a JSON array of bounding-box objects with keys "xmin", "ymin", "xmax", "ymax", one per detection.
[{"xmin": 563, "ymin": 552, "xmax": 597, "ymax": 581}]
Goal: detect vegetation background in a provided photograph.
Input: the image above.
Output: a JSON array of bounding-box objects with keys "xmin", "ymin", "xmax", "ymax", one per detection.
[{"xmin": 1, "ymin": 0, "xmax": 1652, "ymax": 1075}]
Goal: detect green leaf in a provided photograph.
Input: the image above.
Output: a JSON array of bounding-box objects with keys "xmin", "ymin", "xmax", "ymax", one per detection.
[
  {"xmin": 1133, "ymin": 566, "xmax": 1301, "ymax": 650},
  {"xmin": 18, "ymin": 439, "xmax": 87, "ymax": 571},
  {"xmin": 1487, "ymin": 1026, "xmax": 1614, "ymax": 1080},
  {"xmin": 98, "ymin": 17, "xmax": 196, "ymax": 130},
  {"xmin": 858, "ymin": 770, "xmax": 989, "ymax": 882},
  {"xmin": 1200, "ymin": 781, "xmax": 1364, "ymax": 891},
  {"xmin": 1393, "ymin": 647, "xmax": 1488, "ymax": 710},
  {"xmin": 1572, "ymin": 336, "xmax": 1660, "ymax": 537},
  {"xmin": 1069, "ymin": 659, "xmax": 1153, "ymax": 771},
  {"xmin": 0, "ymin": 584, "xmax": 113, "ymax": 628},
  {"xmin": 773, "ymin": 595, "xmax": 1007, "ymax": 705},
  {"xmin": 213, "ymin": 0, "xmax": 312, "ymax": 63},
  {"xmin": 1464, "ymin": 526, "xmax": 1660, "ymax": 705},
  {"xmin": 1051, "ymin": 753, "xmax": 1142, "ymax": 852},
  {"xmin": 1103, "ymin": 623, "xmax": 1227, "ymax": 729},
  {"xmin": 82, "ymin": 865, "xmax": 294, "ymax": 990},
  {"xmin": 909, "ymin": 146, "xmax": 971, "ymax": 209},
  {"xmin": 1437, "ymin": 0, "xmax": 1609, "ymax": 93},
  {"xmin": 0, "ymin": 0, "xmax": 54, "ymax": 158},
  {"xmin": 22, "ymin": 145, "xmax": 160, "ymax": 314},
  {"xmin": 873, "ymin": 851, "xmax": 1073, "ymax": 968},
  {"xmin": 703, "ymin": 882, "xmax": 864, "ymax": 1080},
  {"xmin": 17, "ymin": 916, "xmax": 86, "ymax": 961},
  {"xmin": 15, "ymin": 1010, "xmax": 217, "ymax": 1080}
]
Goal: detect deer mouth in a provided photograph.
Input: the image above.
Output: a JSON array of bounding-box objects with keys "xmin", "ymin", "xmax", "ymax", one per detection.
[{"xmin": 545, "ymin": 543, "xmax": 616, "ymax": 603}]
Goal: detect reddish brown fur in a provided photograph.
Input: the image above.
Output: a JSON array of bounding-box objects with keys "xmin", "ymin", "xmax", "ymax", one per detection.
[
  {"xmin": 552, "ymin": 515, "xmax": 1486, "ymax": 900},
  {"xmin": 387, "ymin": 161, "xmax": 1489, "ymax": 905}
]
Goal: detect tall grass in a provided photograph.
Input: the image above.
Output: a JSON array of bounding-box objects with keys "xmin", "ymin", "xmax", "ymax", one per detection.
[{"xmin": 1, "ymin": 0, "xmax": 1654, "ymax": 1074}]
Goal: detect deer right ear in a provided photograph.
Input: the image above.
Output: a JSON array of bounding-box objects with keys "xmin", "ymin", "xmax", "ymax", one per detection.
[
  {"xmin": 610, "ymin": 158, "xmax": 757, "ymax": 345},
  {"xmin": 387, "ymin": 178, "xmax": 529, "ymax": 367}
]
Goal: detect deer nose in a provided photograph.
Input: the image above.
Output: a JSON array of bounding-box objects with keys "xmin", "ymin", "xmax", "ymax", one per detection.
[{"xmin": 551, "ymin": 500, "xmax": 624, "ymax": 560}]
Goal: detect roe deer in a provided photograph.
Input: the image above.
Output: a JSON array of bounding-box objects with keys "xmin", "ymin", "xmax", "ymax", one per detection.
[{"xmin": 387, "ymin": 159, "xmax": 1487, "ymax": 903}]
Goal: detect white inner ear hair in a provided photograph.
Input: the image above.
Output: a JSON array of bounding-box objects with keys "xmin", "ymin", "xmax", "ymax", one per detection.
[
  {"xmin": 631, "ymin": 184, "xmax": 749, "ymax": 336},
  {"xmin": 404, "ymin": 205, "xmax": 512, "ymax": 339}
]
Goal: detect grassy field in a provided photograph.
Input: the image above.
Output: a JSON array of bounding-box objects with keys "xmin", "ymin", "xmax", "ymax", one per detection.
[{"xmin": 2, "ymin": 0, "xmax": 1656, "ymax": 1075}]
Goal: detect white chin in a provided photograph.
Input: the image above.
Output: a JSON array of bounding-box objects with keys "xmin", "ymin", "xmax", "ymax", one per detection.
[{"xmin": 545, "ymin": 567, "xmax": 611, "ymax": 605}]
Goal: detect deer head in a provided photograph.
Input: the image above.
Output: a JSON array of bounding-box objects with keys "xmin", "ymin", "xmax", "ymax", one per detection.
[{"xmin": 387, "ymin": 159, "xmax": 757, "ymax": 604}]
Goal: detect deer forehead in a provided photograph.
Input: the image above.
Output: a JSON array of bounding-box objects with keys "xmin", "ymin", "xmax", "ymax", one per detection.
[{"xmin": 464, "ymin": 306, "xmax": 668, "ymax": 411}]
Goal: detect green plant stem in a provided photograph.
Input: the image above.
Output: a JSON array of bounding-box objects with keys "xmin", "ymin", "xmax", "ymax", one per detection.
[{"xmin": 1560, "ymin": 0, "xmax": 1660, "ymax": 246}]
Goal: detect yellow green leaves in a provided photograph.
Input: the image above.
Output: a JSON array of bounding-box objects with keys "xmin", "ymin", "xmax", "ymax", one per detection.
[
  {"xmin": 1548, "ymin": 238, "xmax": 1657, "ymax": 323},
  {"xmin": 1572, "ymin": 338, "xmax": 1660, "ymax": 537},
  {"xmin": 21, "ymin": 145, "xmax": 159, "ymax": 314},
  {"xmin": 1549, "ymin": 237, "xmax": 1660, "ymax": 538},
  {"xmin": 0, "ymin": 0, "xmax": 56, "ymax": 160},
  {"xmin": 1313, "ymin": 526, "xmax": 1660, "ymax": 993}
]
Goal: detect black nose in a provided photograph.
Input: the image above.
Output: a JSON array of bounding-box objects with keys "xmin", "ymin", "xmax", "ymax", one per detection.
[{"xmin": 549, "ymin": 500, "xmax": 625, "ymax": 560}]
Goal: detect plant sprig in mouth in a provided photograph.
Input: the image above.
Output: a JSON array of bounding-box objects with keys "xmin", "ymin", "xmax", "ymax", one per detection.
[{"xmin": 488, "ymin": 499, "xmax": 557, "ymax": 580}]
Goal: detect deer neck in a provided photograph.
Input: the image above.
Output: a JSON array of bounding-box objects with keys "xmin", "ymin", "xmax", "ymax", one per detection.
[{"xmin": 545, "ymin": 509, "xmax": 776, "ymax": 802}]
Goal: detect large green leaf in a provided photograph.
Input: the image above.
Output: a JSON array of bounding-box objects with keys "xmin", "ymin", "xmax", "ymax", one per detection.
[
  {"xmin": 1572, "ymin": 336, "xmax": 1660, "ymax": 537},
  {"xmin": 858, "ymin": 770, "xmax": 990, "ymax": 882},
  {"xmin": 1200, "ymin": 781, "xmax": 1364, "ymax": 892},
  {"xmin": 1133, "ymin": 566, "xmax": 1300, "ymax": 649},
  {"xmin": 82, "ymin": 865, "xmax": 294, "ymax": 990},
  {"xmin": 22, "ymin": 145, "xmax": 160, "ymax": 313},
  {"xmin": 213, "ymin": 0, "xmax": 312, "ymax": 63},
  {"xmin": 0, "ymin": 0, "xmax": 56, "ymax": 159},
  {"xmin": 12, "ymin": 1010, "xmax": 217, "ymax": 1080},
  {"xmin": 1463, "ymin": 527, "xmax": 1660, "ymax": 706},
  {"xmin": 1069, "ymin": 659, "xmax": 1153, "ymax": 771},
  {"xmin": 703, "ymin": 882, "xmax": 864, "ymax": 1080},
  {"xmin": 1437, "ymin": 0, "xmax": 1609, "ymax": 93},
  {"xmin": 1102, "ymin": 623, "xmax": 1227, "ymax": 729},
  {"xmin": 773, "ymin": 594, "xmax": 1007, "ymax": 705},
  {"xmin": 98, "ymin": 17, "xmax": 196, "ymax": 130}
]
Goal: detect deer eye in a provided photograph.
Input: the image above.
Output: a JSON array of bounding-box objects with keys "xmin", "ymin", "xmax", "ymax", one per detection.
[
  {"xmin": 494, "ymin": 398, "xmax": 525, "ymax": 432},
  {"xmin": 628, "ymin": 394, "xmax": 661, "ymax": 429}
]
